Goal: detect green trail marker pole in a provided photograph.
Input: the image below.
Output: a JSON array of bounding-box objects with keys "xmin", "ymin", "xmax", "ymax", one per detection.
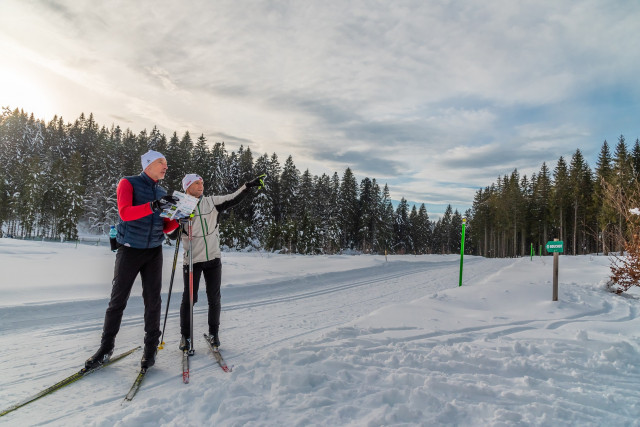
[
  {"xmin": 459, "ymin": 218, "xmax": 466, "ymax": 287},
  {"xmin": 552, "ymin": 239, "xmax": 559, "ymax": 301},
  {"xmin": 530, "ymin": 243, "xmax": 533, "ymax": 261}
]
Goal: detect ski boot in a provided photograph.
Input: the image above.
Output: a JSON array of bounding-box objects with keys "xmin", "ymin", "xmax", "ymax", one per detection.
[
  {"xmin": 179, "ymin": 335, "xmax": 191, "ymax": 351},
  {"xmin": 141, "ymin": 345, "xmax": 157, "ymax": 370},
  {"xmin": 85, "ymin": 345, "xmax": 114, "ymax": 370},
  {"xmin": 205, "ymin": 332, "xmax": 221, "ymax": 348}
]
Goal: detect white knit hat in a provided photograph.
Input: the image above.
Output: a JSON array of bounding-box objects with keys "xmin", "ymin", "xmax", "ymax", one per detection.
[
  {"xmin": 141, "ymin": 150, "xmax": 166, "ymax": 171},
  {"xmin": 182, "ymin": 173, "xmax": 203, "ymax": 191}
]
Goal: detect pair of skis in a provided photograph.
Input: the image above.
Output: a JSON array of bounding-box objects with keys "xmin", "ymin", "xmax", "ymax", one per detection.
[
  {"xmin": 0, "ymin": 346, "xmax": 140, "ymax": 417},
  {"xmin": 125, "ymin": 335, "xmax": 231, "ymax": 403},
  {"xmin": 1, "ymin": 339, "xmax": 233, "ymax": 417},
  {"xmin": 181, "ymin": 334, "xmax": 232, "ymax": 384}
]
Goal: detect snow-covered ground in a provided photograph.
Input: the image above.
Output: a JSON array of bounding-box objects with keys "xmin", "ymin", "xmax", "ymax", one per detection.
[{"xmin": 1, "ymin": 238, "xmax": 639, "ymax": 426}]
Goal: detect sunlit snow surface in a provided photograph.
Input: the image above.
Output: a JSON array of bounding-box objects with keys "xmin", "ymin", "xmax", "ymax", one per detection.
[{"xmin": 1, "ymin": 238, "xmax": 639, "ymax": 426}]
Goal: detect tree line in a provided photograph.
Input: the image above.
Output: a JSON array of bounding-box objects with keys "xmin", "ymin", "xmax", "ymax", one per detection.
[
  {"xmin": 0, "ymin": 107, "xmax": 471, "ymax": 255},
  {"xmin": 468, "ymin": 135, "xmax": 640, "ymax": 257}
]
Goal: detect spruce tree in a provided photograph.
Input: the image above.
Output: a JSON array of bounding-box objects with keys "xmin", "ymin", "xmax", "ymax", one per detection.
[
  {"xmin": 358, "ymin": 177, "xmax": 375, "ymax": 252},
  {"xmin": 251, "ymin": 153, "xmax": 273, "ymax": 246},
  {"xmin": 450, "ymin": 209, "xmax": 463, "ymax": 254},
  {"xmin": 440, "ymin": 205, "xmax": 453, "ymax": 254},
  {"xmin": 553, "ymin": 156, "xmax": 570, "ymax": 245},
  {"xmin": 148, "ymin": 126, "xmax": 167, "ymax": 153},
  {"xmin": 338, "ymin": 167, "xmax": 359, "ymax": 250},
  {"xmin": 280, "ymin": 155, "xmax": 300, "ymax": 220},
  {"xmin": 612, "ymin": 136, "xmax": 631, "ymax": 251},
  {"xmin": 394, "ymin": 198, "xmax": 410, "ymax": 253},
  {"xmin": 191, "ymin": 134, "xmax": 211, "ymax": 187},
  {"xmin": 378, "ymin": 184, "xmax": 395, "ymax": 253},
  {"xmin": 594, "ymin": 141, "xmax": 616, "ymax": 254},
  {"xmin": 632, "ymin": 139, "xmax": 640, "ymax": 179}
]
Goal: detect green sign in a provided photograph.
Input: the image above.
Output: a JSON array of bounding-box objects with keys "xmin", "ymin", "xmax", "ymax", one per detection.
[{"xmin": 546, "ymin": 241, "xmax": 564, "ymax": 253}]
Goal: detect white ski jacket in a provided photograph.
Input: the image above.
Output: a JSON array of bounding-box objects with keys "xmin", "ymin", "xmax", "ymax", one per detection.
[{"xmin": 181, "ymin": 184, "xmax": 249, "ymax": 264}]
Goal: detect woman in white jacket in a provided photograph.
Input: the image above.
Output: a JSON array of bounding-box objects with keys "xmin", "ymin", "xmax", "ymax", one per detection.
[{"xmin": 176, "ymin": 173, "xmax": 264, "ymax": 350}]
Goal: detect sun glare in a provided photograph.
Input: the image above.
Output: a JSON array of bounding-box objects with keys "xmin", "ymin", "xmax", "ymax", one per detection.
[{"xmin": 0, "ymin": 67, "xmax": 55, "ymax": 121}]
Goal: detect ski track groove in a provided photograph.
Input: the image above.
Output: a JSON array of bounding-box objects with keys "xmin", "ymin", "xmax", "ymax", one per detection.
[{"xmin": 0, "ymin": 256, "xmax": 512, "ymax": 422}]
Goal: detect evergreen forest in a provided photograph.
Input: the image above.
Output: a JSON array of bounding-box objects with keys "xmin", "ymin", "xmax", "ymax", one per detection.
[
  {"xmin": 469, "ymin": 135, "xmax": 640, "ymax": 257},
  {"xmin": 1, "ymin": 107, "xmax": 636, "ymax": 257},
  {"xmin": 0, "ymin": 108, "xmax": 448, "ymax": 254}
]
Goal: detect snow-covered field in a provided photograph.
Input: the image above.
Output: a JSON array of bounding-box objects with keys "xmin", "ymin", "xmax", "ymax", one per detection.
[{"xmin": 1, "ymin": 238, "xmax": 639, "ymax": 426}]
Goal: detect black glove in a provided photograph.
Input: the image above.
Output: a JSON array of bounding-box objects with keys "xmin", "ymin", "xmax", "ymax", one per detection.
[
  {"xmin": 151, "ymin": 195, "xmax": 179, "ymax": 212},
  {"xmin": 246, "ymin": 174, "xmax": 266, "ymax": 189},
  {"xmin": 166, "ymin": 227, "xmax": 180, "ymax": 240}
]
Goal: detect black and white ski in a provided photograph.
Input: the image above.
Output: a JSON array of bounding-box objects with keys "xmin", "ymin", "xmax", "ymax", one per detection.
[
  {"xmin": 203, "ymin": 333, "xmax": 232, "ymax": 373},
  {"xmin": 122, "ymin": 368, "xmax": 147, "ymax": 403},
  {"xmin": 1, "ymin": 346, "xmax": 140, "ymax": 417}
]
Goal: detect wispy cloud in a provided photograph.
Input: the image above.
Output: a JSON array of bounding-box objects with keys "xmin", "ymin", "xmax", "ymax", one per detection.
[{"xmin": 1, "ymin": 0, "xmax": 640, "ymax": 214}]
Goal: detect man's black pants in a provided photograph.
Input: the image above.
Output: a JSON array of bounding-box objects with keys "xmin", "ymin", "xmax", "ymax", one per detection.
[
  {"xmin": 101, "ymin": 245, "xmax": 163, "ymax": 349},
  {"xmin": 180, "ymin": 258, "xmax": 222, "ymax": 337}
]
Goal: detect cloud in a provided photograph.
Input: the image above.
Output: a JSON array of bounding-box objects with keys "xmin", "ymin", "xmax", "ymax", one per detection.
[{"xmin": 2, "ymin": 0, "xmax": 640, "ymax": 212}]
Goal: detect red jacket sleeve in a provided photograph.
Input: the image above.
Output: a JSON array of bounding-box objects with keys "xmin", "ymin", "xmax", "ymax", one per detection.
[
  {"xmin": 163, "ymin": 218, "xmax": 179, "ymax": 233},
  {"xmin": 117, "ymin": 179, "xmax": 154, "ymax": 221},
  {"xmin": 117, "ymin": 179, "xmax": 179, "ymax": 232}
]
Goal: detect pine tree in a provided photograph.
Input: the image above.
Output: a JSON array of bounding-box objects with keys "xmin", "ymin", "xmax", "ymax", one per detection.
[
  {"xmin": 407, "ymin": 204, "xmax": 419, "ymax": 253},
  {"xmin": 251, "ymin": 153, "xmax": 273, "ymax": 246},
  {"xmin": 612, "ymin": 135, "xmax": 632, "ymax": 251},
  {"xmin": 148, "ymin": 126, "xmax": 167, "ymax": 153},
  {"xmin": 209, "ymin": 142, "xmax": 228, "ymax": 195},
  {"xmin": 533, "ymin": 163, "xmax": 553, "ymax": 251},
  {"xmin": 338, "ymin": 167, "xmax": 359, "ymax": 250},
  {"xmin": 394, "ymin": 198, "xmax": 410, "ymax": 253},
  {"xmin": 439, "ymin": 205, "xmax": 453, "ymax": 254},
  {"xmin": 369, "ymin": 179, "xmax": 383, "ymax": 253},
  {"xmin": 594, "ymin": 140, "xmax": 616, "ymax": 254},
  {"xmin": 416, "ymin": 203, "xmax": 431, "ymax": 253},
  {"xmin": 120, "ymin": 129, "xmax": 146, "ymax": 177},
  {"xmin": 295, "ymin": 169, "xmax": 316, "ymax": 252},
  {"xmin": 632, "ymin": 139, "xmax": 640, "ymax": 179},
  {"xmin": 191, "ymin": 134, "xmax": 212, "ymax": 188},
  {"xmin": 358, "ymin": 177, "xmax": 375, "ymax": 252},
  {"xmin": 164, "ymin": 132, "xmax": 184, "ymax": 191},
  {"xmin": 378, "ymin": 184, "xmax": 395, "ymax": 253},
  {"xmin": 280, "ymin": 155, "xmax": 300, "ymax": 220},
  {"xmin": 450, "ymin": 210, "xmax": 463, "ymax": 254},
  {"xmin": 553, "ymin": 156, "xmax": 570, "ymax": 245}
]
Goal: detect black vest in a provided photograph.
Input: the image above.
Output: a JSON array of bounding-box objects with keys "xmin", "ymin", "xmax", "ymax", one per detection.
[{"xmin": 116, "ymin": 172, "xmax": 167, "ymax": 249}]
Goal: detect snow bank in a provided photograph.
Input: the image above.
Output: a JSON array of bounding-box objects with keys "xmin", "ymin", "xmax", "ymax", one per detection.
[{"xmin": 1, "ymin": 239, "xmax": 639, "ymax": 426}]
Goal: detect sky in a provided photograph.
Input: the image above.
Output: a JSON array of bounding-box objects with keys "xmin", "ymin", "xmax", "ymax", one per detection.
[{"xmin": 1, "ymin": 1, "xmax": 639, "ymax": 216}]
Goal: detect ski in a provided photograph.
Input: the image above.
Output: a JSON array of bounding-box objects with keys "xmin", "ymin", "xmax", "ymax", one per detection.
[
  {"xmin": 182, "ymin": 350, "xmax": 190, "ymax": 384},
  {"xmin": 122, "ymin": 368, "xmax": 147, "ymax": 403},
  {"xmin": 203, "ymin": 333, "xmax": 232, "ymax": 373},
  {"xmin": 1, "ymin": 346, "xmax": 140, "ymax": 417}
]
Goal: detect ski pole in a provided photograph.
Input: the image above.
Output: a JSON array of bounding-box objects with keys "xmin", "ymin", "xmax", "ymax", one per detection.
[
  {"xmin": 188, "ymin": 216, "xmax": 195, "ymax": 355},
  {"xmin": 158, "ymin": 229, "xmax": 181, "ymax": 350}
]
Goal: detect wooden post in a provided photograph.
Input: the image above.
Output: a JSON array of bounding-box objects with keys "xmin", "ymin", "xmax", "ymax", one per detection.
[{"xmin": 552, "ymin": 238, "xmax": 559, "ymax": 301}]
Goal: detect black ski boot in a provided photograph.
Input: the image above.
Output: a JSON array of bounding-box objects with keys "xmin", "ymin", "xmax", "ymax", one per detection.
[
  {"xmin": 179, "ymin": 335, "xmax": 190, "ymax": 351},
  {"xmin": 85, "ymin": 344, "xmax": 114, "ymax": 370},
  {"xmin": 141, "ymin": 345, "xmax": 157, "ymax": 370},
  {"xmin": 206, "ymin": 332, "xmax": 220, "ymax": 348}
]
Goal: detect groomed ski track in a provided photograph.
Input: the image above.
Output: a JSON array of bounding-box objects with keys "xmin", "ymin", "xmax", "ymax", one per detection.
[{"xmin": 0, "ymin": 253, "xmax": 512, "ymax": 424}]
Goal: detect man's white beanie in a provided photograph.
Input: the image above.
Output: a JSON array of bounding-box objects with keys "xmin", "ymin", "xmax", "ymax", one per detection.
[
  {"xmin": 182, "ymin": 173, "xmax": 203, "ymax": 191},
  {"xmin": 141, "ymin": 150, "xmax": 166, "ymax": 171}
]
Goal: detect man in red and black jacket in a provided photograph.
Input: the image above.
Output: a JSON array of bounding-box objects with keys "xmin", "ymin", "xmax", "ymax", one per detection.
[{"xmin": 85, "ymin": 150, "xmax": 179, "ymax": 371}]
